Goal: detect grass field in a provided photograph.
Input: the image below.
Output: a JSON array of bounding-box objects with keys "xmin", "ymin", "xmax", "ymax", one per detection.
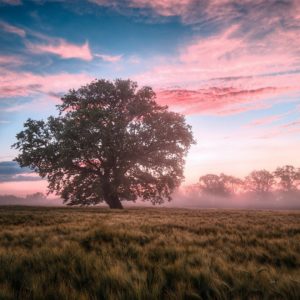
[{"xmin": 0, "ymin": 207, "xmax": 299, "ymax": 299}]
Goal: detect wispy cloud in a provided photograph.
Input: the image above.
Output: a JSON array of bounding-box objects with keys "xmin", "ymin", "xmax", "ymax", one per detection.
[
  {"xmin": 88, "ymin": 0, "xmax": 300, "ymax": 33},
  {"xmin": 0, "ymin": 21, "xmax": 25, "ymax": 37},
  {"xmin": 248, "ymin": 115, "xmax": 282, "ymax": 127},
  {"xmin": 256, "ymin": 122, "xmax": 300, "ymax": 140},
  {"xmin": 94, "ymin": 53, "xmax": 122, "ymax": 62},
  {"xmin": 26, "ymin": 39, "xmax": 93, "ymax": 61},
  {"xmin": 135, "ymin": 20, "xmax": 300, "ymax": 115},
  {"xmin": 0, "ymin": 0, "xmax": 22, "ymax": 6},
  {"xmin": 0, "ymin": 55, "xmax": 23, "ymax": 66},
  {"xmin": 282, "ymin": 120, "xmax": 300, "ymax": 129},
  {"xmin": 156, "ymin": 86, "xmax": 285, "ymax": 115},
  {"xmin": 0, "ymin": 69, "xmax": 92, "ymax": 98},
  {"xmin": 0, "ymin": 21, "xmax": 94, "ymax": 62},
  {"xmin": 24, "ymin": 30, "xmax": 120, "ymax": 62},
  {"xmin": 138, "ymin": 22, "xmax": 300, "ymax": 85},
  {"xmin": 87, "ymin": 0, "xmax": 300, "ymax": 116},
  {"xmin": 0, "ymin": 161, "xmax": 42, "ymax": 183}
]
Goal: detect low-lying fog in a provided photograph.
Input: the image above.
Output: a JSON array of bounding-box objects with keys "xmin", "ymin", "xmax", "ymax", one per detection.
[{"xmin": 1, "ymin": 188, "xmax": 299, "ymax": 209}]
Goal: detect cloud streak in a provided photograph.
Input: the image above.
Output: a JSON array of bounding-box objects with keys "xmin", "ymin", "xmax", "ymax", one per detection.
[
  {"xmin": 0, "ymin": 55, "xmax": 23, "ymax": 66},
  {"xmin": 26, "ymin": 39, "xmax": 93, "ymax": 61},
  {"xmin": 0, "ymin": 0, "xmax": 22, "ymax": 6},
  {"xmin": 94, "ymin": 53, "xmax": 122, "ymax": 62},
  {"xmin": 0, "ymin": 21, "xmax": 26, "ymax": 37},
  {"xmin": 156, "ymin": 86, "xmax": 285, "ymax": 115},
  {"xmin": 249, "ymin": 115, "xmax": 282, "ymax": 127},
  {"xmin": 0, "ymin": 161, "xmax": 42, "ymax": 182},
  {"xmin": 0, "ymin": 21, "xmax": 119, "ymax": 63},
  {"xmin": 0, "ymin": 68, "xmax": 92, "ymax": 98},
  {"xmin": 88, "ymin": 0, "xmax": 300, "ymax": 33}
]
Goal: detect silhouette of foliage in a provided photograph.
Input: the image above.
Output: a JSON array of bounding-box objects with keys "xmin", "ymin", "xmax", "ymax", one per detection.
[
  {"xmin": 198, "ymin": 173, "xmax": 242, "ymax": 197},
  {"xmin": 194, "ymin": 166, "xmax": 300, "ymax": 205},
  {"xmin": 13, "ymin": 79, "xmax": 195, "ymax": 208},
  {"xmin": 244, "ymin": 170, "xmax": 275, "ymax": 194},
  {"xmin": 274, "ymin": 165, "xmax": 300, "ymax": 191}
]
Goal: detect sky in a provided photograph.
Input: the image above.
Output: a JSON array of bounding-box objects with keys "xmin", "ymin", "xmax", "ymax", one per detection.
[{"xmin": 0, "ymin": 0, "xmax": 300, "ymax": 196}]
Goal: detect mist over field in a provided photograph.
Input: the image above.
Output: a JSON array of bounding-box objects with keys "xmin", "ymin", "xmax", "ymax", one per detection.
[{"xmin": 1, "ymin": 189, "xmax": 299, "ymax": 209}]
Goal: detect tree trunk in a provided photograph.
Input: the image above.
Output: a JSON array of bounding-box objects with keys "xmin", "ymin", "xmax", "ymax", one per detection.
[
  {"xmin": 107, "ymin": 194, "xmax": 123, "ymax": 209},
  {"xmin": 102, "ymin": 173, "xmax": 124, "ymax": 209}
]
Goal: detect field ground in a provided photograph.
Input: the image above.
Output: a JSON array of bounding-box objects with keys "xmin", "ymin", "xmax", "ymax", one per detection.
[{"xmin": 0, "ymin": 206, "xmax": 299, "ymax": 299}]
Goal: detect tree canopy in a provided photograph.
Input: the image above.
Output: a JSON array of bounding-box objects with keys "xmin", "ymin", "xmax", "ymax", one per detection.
[
  {"xmin": 13, "ymin": 79, "xmax": 195, "ymax": 208},
  {"xmin": 198, "ymin": 173, "xmax": 242, "ymax": 197},
  {"xmin": 244, "ymin": 170, "xmax": 275, "ymax": 194},
  {"xmin": 274, "ymin": 165, "xmax": 300, "ymax": 191}
]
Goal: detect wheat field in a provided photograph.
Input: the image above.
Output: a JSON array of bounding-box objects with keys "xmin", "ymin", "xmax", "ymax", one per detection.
[{"xmin": 0, "ymin": 206, "xmax": 299, "ymax": 299}]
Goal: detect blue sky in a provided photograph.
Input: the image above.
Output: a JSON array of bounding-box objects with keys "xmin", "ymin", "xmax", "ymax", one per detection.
[{"xmin": 1, "ymin": 0, "xmax": 300, "ymax": 195}]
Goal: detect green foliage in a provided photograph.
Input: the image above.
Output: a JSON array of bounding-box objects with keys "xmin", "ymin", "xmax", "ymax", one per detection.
[
  {"xmin": 0, "ymin": 207, "xmax": 299, "ymax": 299},
  {"xmin": 12, "ymin": 79, "xmax": 195, "ymax": 208}
]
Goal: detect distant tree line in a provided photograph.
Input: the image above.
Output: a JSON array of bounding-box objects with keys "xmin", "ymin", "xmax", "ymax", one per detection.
[{"xmin": 193, "ymin": 165, "xmax": 300, "ymax": 199}]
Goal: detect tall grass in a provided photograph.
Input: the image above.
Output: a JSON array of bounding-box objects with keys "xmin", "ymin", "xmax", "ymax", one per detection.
[{"xmin": 0, "ymin": 206, "xmax": 299, "ymax": 299}]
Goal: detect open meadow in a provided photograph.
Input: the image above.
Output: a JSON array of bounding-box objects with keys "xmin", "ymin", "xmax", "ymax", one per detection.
[{"xmin": 0, "ymin": 207, "xmax": 299, "ymax": 299}]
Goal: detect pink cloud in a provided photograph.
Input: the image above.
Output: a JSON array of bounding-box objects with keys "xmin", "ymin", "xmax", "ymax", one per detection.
[
  {"xmin": 89, "ymin": 0, "xmax": 300, "ymax": 32},
  {"xmin": 134, "ymin": 20, "xmax": 300, "ymax": 115},
  {"xmin": 88, "ymin": 0, "xmax": 300, "ymax": 117},
  {"xmin": 0, "ymin": 0, "xmax": 22, "ymax": 5},
  {"xmin": 0, "ymin": 55, "xmax": 23, "ymax": 66},
  {"xmin": 94, "ymin": 53, "xmax": 122, "ymax": 62},
  {"xmin": 138, "ymin": 23, "xmax": 300, "ymax": 85},
  {"xmin": 156, "ymin": 86, "xmax": 287, "ymax": 115},
  {"xmin": 248, "ymin": 115, "xmax": 282, "ymax": 127},
  {"xmin": 26, "ymin": 39, "xmax": 93, "ymax": 61},
  {"xmin": 256, "ymin": 123, "xmax": 300, "ymax": 140},
  {"xmin": 0, "ymin": 21, "xmax": 26, "ymax": 37},
  {"xmin": 128, "ymin": 0, "xmax": 192, "ymax": 17},
  {"xmin": 0, "ymin": 69, "xmax": 93, "ymax": 99},
  {"xmin": 282, "ymin": 120, "xmax": 300, "ymax": 128}
]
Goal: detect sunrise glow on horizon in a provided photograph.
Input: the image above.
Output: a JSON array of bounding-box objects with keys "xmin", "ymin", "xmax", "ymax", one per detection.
[{"xmin": 1, "ymin": 0, "xmax": 300, "ymax": 196}]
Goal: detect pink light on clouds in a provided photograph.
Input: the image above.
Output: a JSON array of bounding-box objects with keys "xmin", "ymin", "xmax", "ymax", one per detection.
[
  {"xmin": 89, "ymin": 0, "xmax": 300, "ymax": 33},
  {"xmin": 155, "ymin": 86, "xmax": 286, "ymax": 115},
  {"xmin": 128, "ymin": 0, "xmax": 192, "ymax": 17},
  {"xmin": 0, "ymin": 69, "xmax": 93, "ymax": 98},
  {"xmin": 26, "ymin": 39, "xmax": 93, "ymax": 61},
  {"xmin": 248, "ymin": 115, "xmax": 283, "ymax": 127},
  {"xmin": 0, "ymin": 55, "xmax": 23, "ymax": 66},
  {"xmin": 0, "ymin": 21, "xmax": 26, "ymax": 37},
  {"xmin": 138, "ymin": 24, "xmax": 300, "ymax": 86},
  {"xmin": 0, "ymin": 0, "xmax": 22, "ymax": 6},
  {"xmin": 135, "ymin": 21, "xmax": 300, "ymax": 115},
  {"xmin": 255, "ymin": 122, "xmax": 300, "ymax": 140}
]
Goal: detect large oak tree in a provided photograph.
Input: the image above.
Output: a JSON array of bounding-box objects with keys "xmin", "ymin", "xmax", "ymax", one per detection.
[{"xmin": 13, "ymin": 79, "xmax": 195, "ymax": 208}]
